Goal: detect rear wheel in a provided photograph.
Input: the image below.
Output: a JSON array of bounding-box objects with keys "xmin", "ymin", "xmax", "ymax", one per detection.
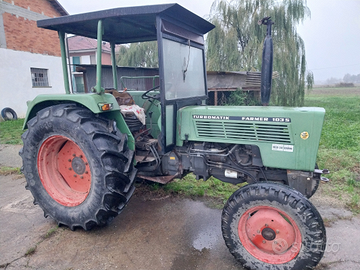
[
  {"xmin": 20, "ymin": 104, "xmax": 136, "ymax": 230},
  {"xmin": 222, "ymin": 183, "xmax": 326, "ymax": 270}
]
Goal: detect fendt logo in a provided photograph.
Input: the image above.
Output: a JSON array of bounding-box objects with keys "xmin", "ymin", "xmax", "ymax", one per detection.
[{"xmin": 193, "ymin": 115, "xmax": 291, "ymax": 123}]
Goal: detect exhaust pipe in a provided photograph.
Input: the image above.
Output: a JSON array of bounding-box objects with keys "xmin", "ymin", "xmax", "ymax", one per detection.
[{"xmin": 259, "ymin": 17, "xmax": 274, "ymax": 106}]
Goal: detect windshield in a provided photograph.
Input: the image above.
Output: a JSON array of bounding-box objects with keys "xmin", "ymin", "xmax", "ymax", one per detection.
[{"xmin": 162, "ymin": 38, "xmax": 206, "ymax": 100}]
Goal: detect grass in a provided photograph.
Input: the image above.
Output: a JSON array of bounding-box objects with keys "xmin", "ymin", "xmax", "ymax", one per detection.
[
  {"xmin": 43, "ymin": 227, "xmax": 58, "ymax": 239},
  {"xmin": 138, "ymin": 175, "xmax": 245, "ymax": 208},
  {"xmin": 305, "ymin": 87, "xmax": 360, "ymax": 213},
  {"xmin": 25, "ymin": 226, "xmax": 59, "ymax": 258},
  {"xmin": 0, "ymin": 166, "xmax": 22, "ymax": 176},
  {"xmin": 25, "ymin": 246, "xmax": 37, "ymax": 257},
  {"xmin": 0, "ymin": 118, "xmax": 24, "ymax": 144}
]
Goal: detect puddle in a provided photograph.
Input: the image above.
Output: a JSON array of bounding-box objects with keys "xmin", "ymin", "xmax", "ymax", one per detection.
[{"xmin": 192, "ymin": 227, "xmax": 221, "ymax": 251}]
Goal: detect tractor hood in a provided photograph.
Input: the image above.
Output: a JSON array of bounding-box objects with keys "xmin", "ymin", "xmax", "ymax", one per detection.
[{"xmin": 177, "ymin": 106, "xmax": 325, "ymax": 171}]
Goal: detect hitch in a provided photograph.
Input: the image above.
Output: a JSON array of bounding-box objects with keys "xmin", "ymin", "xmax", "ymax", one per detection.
[{"xmin": 314, "ymin": 168, "xmax": 330, "ymax": 182}]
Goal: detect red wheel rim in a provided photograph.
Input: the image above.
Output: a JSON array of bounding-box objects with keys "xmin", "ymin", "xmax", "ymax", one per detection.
[
  {"xmin": 238, "ymin": 206, "xmax": 302, "ymax": 264},
  {"xmin": 37, "ymin": 135, "xmax": 91, "ymax": 206}
]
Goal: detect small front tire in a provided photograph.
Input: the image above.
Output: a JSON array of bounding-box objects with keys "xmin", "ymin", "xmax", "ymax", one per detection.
[{"xmin": 222, "ymin": 182, "xmax": 326, "ymax": 270}]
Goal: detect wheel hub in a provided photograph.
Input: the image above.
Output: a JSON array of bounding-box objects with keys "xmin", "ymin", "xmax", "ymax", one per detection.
[
  {"xmin": 261, "ymin": 227, "xmax": 276, "ymax": 241},
  {"xmin": 71, "ymin": 157, "xmax": 86, "ymax": 175},
  {"xmin": 238, "ymin": 206, "xmax": 302, "ymax": 264}
]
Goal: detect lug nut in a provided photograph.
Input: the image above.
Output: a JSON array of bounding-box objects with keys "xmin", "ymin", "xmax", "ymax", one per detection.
[
  {"xmin": 276, "ymin": 230, "xmax": 279, "ymax": 234},
  {"xmin": 262, "ymin": 240, "xmax": 266, "ymax": 244},
  {"xmin": 69, "ymin": 168, "xmax": 72, "ymax": 170},
  {"xmin": 68, "ymin": 159, "xmax": 71, "ymax": 162},
  {"xmin": 74, "ymin": 174, "xmax": 77, "ymax": 177}
]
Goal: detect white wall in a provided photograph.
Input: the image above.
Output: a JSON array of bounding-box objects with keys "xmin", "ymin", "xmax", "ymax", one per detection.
[{"xmin": 0, "ymin": 48, "xmax": 65, "ymax": 118}]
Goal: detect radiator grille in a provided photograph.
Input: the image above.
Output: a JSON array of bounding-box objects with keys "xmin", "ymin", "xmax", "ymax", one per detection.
[{"xmin": 195, "ymin": 121, "xmax": 292, "ymax": 143}]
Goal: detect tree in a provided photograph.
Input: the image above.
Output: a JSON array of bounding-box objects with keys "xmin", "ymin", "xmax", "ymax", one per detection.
[
  {"xmin": 343, "ymin": 73, "xmax": 360, "ymax": 83},
  {"xmin": 117, "ymin": 41, "xmax": 158, "ymax": 68},
  {"xmin": 207, "ymin": 0, "xmax": 314, "ymax": 106}
]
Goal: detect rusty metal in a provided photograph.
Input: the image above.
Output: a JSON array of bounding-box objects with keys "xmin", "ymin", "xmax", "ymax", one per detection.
[{"xmin": 137, "ymin": 174, "xmax": 178, "ymax": 184}]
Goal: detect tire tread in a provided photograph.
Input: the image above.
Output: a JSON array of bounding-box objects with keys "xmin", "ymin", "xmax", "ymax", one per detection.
[{"xmin": 20, "ymin": 104, "xmax": 135, "ymax": 230}]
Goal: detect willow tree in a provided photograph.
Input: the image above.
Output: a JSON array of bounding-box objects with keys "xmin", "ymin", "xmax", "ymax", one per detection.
[
  {"xmin": 207, "ymin": 0, "xmax": 314, "ymax": 106},
  {"xmin": 117, "ymin": 41, "xmax": 158, "ymax": 68}
]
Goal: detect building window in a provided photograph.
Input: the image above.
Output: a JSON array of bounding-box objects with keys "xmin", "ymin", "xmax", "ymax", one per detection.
[
  {"xmin": 31, "ymin": 68, "xmax": 50, "ymax": 87},
  {"xmin": 72, "ymin": 56, "xmax": 80, "ymax": 72}
]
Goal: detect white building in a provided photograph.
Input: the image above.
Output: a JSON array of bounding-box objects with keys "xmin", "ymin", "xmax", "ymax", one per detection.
[{"xmin": 0, "ymin": 0, "xmax": 68, "ymax": 118}]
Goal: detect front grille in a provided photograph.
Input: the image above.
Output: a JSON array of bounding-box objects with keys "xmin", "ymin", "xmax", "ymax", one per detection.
[{"xmin": 195, "ymin": 121, "xmax": 292, "ymax": 143}]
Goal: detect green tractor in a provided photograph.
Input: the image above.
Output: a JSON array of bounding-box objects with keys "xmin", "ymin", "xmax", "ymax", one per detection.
[{"xmin": 20, "ymin": 4, "xmax": 329, "ymax": 270}]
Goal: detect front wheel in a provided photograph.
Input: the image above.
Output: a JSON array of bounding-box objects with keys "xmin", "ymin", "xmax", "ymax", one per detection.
[
  {"xmin": 222, "ymin": 183, "xmax": 326, "ymax": 270},
  {"xmin": 20, "ymin": 104, "xmax": 136, "ymax": 230}
]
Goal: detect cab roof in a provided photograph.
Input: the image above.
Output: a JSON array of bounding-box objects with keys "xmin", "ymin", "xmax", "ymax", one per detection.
[{"xmin": 37, "ymin": 3, "xmax": 215, "ymax": 44}]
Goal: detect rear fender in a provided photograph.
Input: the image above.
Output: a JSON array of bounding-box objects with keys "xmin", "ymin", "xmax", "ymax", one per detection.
[{"xmin": 23, "ymin": 94, "xmax": 135, "ymax": 150}]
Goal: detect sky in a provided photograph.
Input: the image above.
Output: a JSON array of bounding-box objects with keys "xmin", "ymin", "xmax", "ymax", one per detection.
[{"xmin": 58, "ymin": 0, "xmax": 360, "ymax": 84}]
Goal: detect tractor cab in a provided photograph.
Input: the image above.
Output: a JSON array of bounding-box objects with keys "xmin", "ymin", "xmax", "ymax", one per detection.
[{"xmin": 35, "ymin": 3, "xmax": 214, "ymax": 155}]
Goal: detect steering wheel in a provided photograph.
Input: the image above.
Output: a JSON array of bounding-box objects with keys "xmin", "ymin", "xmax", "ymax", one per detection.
[{"xmin": 142, "ymin": 85, "xmax": 160, "ymax": 100}]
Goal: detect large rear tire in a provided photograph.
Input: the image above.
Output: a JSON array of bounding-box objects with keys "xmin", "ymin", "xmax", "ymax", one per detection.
[
  {"xmin": 20, "ymin": 104, "xmax": 136, "ymax": 230},
  {"xmin": 222, "ymin": 183, "xmax": 326, "ymax": 270}
]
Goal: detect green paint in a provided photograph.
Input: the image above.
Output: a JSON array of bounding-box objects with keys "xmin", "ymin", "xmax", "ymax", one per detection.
[
  {"xmin": 177, "ymin": 106, "xmax": 325, "ymax": 171},
  {"xmin": 95, "ymin": 20, "xmax": 104, "ymax": 94},
  {"xmin": 22, "ymin": 93, "xmax": 135, "ymax": 150},
  {"xmin": 166, "ymin": 105, "xmax": 174, "ymax": 146},
  {"xmin": 102, "ymin": 111, "xmax": 135, "ymax": 151},
  {"xmin": 111, "ymin": 43, "xmax": 118, "ymax": 90},
  {"xmin": 58, "ymin": 31, "xmax": 70, "ymax": 94}
]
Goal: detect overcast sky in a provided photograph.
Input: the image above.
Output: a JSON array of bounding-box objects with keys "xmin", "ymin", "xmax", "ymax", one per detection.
[{"xmin": 59, "ymin": 0, "xmax": 360, "ymax": 83}]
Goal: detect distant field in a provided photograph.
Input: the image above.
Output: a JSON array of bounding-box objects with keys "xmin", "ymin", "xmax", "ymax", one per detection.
[{"xmin": 307, "ymin": 85, "xmax": 360, "ymax": 96}]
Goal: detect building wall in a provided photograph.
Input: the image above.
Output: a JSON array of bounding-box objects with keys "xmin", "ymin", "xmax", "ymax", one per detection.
[
  {"xmin": 0, "ymin": 0, "xmax": 65, "ymax": 118},
  {"xmin": 70, "ymin": 51, "xmax": 112, "ymax": 65},
  {"xmin": 0, "ymin": 0, "xmax": 61, "ymax": 55},
  {"xmin": 102, "ymin": 52, "xmax": 111, "ymax": 65},
  {"xmin": 2, "ymin": 13, "xmax": 60, "ymax": 56},
  {"xmin": 0, "ymin": 48, "xmax": 65, "ymax": 118},
  {"xmin": 2, "ymin": 0, "xmax": 60, "ymax": 16}
]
